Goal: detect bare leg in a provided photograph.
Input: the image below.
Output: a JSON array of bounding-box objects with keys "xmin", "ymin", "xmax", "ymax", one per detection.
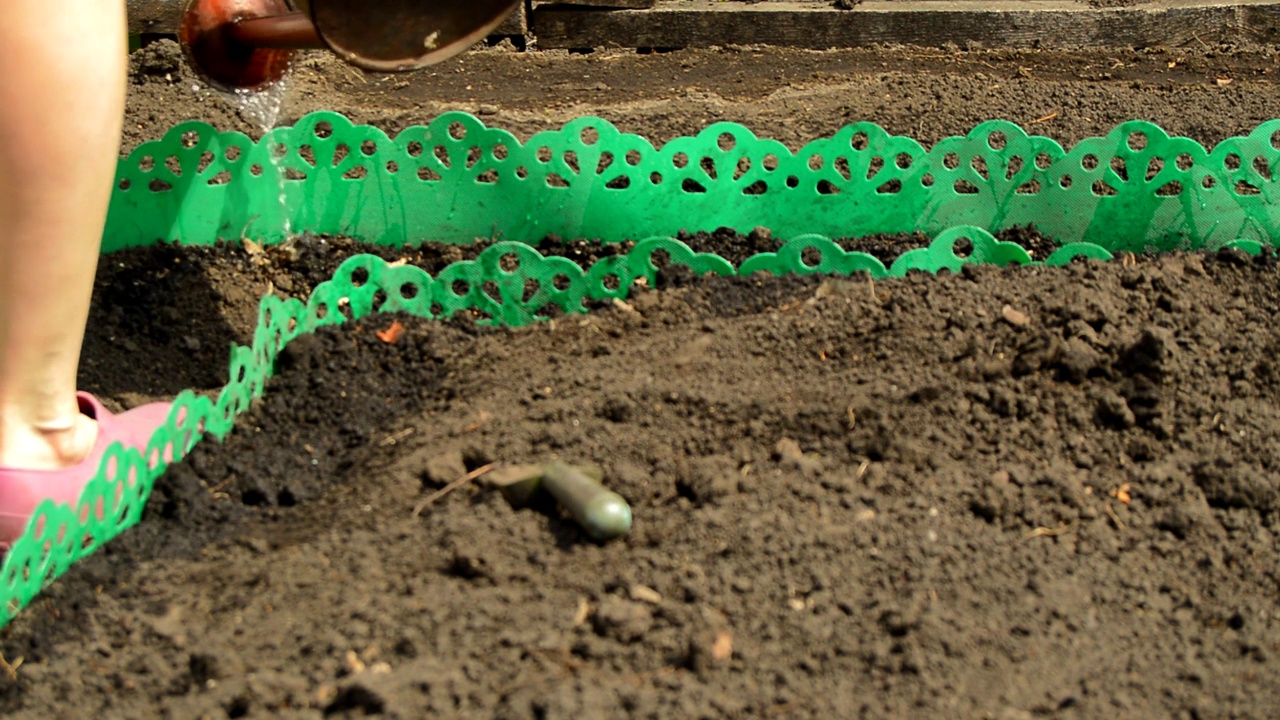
[{"xmin": 0, "ymin": 1, "xmax": 126, "ymax": 470}]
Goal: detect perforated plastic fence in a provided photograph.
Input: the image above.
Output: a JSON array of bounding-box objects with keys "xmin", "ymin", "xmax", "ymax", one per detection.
[{"xmin": 2, "ymin": 111, "xmax": 1275, "ymax": 627}]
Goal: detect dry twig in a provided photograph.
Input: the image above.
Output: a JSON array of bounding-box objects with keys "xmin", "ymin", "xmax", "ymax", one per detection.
[
  {"xmin": 1104, "ymin": 502, "xmax": 1127, "ymax": 530},
  {"xmin": 1021, "ymin": 522, "xmax": 1077, "ymax": 542},
  {"xmin": 411, "ymin": 463, "xmax": 496, "ymax": 517},
  {"xmin": 0, "ymin": 653, "xmax": 23, "ymax": 681}
]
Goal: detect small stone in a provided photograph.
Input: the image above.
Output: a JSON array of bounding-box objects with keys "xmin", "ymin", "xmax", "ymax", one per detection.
[
  {"xmin": 775, "ymin": 438, "xmax": 823, "ymax": 476},
  {"xmin": 1192, "ymin": 458, "xmax": 1279, "ymax": 513},
  {"xmin": 710, "ymin": 632, "xmax": 734, "ymax": 661},
  {"xmin": 1001, "ymin": 305, "xmax": 1031, "ymax": 327},
  {"xmin": 1121, "ymin": 326, "xmax": 1174, "ymax": 380},
  {"xmin": 676, "ymin": 455, "xmax": 740, "ymax": 503},
  {"xmin": 1056, "ymin": 337, "xmax": 1102, "ymax": 384},
  {"xmin": 477, "ymin": 104, "xmax": 499, "ymax": 116},
  {"xmin": 423, "ymin": 449, "xmax": 466, "ymax": 485},
  {"xmin": 236, "ymin": 536, "xmax": 270, "ymax": 554},
  {"xmin": 1093, "ymin": 389, "xmax": 1135, "ymax": 430},
  {"xmin": 592, "ymin": 597, "xmax": 653, "ymax": 643},
  {"xmin": 146, "ymin": 606, "xmax": 188, "ymax": 647},
  {"xmin": 629, "ymin": 584, "xmax": 663, "ymax": 605}
]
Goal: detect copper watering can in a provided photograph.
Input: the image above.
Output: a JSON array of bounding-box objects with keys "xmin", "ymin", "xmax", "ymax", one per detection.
[{"xmin": 180, "ymin": 0, "xmax": 520, "ymax": 91}]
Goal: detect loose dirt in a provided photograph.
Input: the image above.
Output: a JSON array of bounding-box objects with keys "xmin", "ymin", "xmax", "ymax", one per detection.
[{"xmin": 1, "ymin": 38, "xmax": 1279, "ymax": 720}]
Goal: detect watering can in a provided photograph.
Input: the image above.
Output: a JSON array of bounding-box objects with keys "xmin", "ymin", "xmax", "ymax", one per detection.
[{"xmin": 180, "ymin": 0, "xmax": 520, "ymax": 91}]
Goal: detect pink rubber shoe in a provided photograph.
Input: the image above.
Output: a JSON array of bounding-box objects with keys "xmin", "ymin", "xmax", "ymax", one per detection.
[{"xmin": 0, "ymin": 393, "xmax": 172, "ymax": 548}]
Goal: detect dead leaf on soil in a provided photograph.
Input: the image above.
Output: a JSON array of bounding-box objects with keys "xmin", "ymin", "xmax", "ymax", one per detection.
[
  {"xmin": 775, "ymin": 438, "xmax": 805, "ymax": 462},
  {"xmin": 376, "ymin": 321, "xmax": 405, "ymax": 344},
  {"xmin": 1215, "ymin": 77, "xmax": 1233, "ymax": 86},
  {"xmin": 0, "ymin": 653, "xmax": 23, "ymax": 681},
  {"xmin": 315, "ymin": 684, "xmax": 338, "ymax": 704},
  {"xmin": 463, "ymin": 409, "xmax": 493, "ymax": 433},
  {"xmin": 711, "ymin": 632, "xmax": 734, "ymax": 661},
  {"xmin": 1112, "ymin": 483, "xmax": 1132, "ymax": 504},
  {"xmin": 343, "ymin": 650, "xmax": 366, "ymax": 675}
]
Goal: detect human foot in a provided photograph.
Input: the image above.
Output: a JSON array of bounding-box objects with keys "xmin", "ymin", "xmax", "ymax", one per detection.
[
  {"xmin": 0, "ymin": 408, "xmax": 98, "ymax": 472},
  {"xmin": 0, "ymin": 393, "xmax": 172, "ymax": 547}
]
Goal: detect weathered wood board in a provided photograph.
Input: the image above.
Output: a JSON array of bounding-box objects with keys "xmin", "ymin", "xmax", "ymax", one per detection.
[
  {"xmin": 127, "ymin": 0, "xmax": 529, "ymax": 36},
  {"xmin": 549, "ymin": 0, "xmax": 657, "ymax": 7},
  {"xmin": 531, "ymin": 0, "xmax": 1280, "ymax": 50},
  {"xmin": 127, "ymin": 0, "xmax": 1280, "ymax": 50}
]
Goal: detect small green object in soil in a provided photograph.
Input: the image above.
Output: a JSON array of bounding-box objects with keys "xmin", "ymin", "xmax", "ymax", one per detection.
[
  {"xmin": 491, "ymin": 462, "xmax": 632, "ymax": 541},
  {"xmin": 542, "ymin": 462, "xmax": 632, "ymax": 541}
]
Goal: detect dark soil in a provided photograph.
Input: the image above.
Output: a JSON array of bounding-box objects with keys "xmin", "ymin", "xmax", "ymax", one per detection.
[
  {"xmin": 80, "ymin": 226, "xmax": 1056, "ymax": 403},
  {"xmin": 7, "ymin": 246, "xmax": 1280, "ymax": 719},
  {"xmin": 125, "ymin": 39, "xmax": 1280, "ymax": 158},
  {"xmin": 3, "ymin": 36, "xmax": 1279, "ymax": 720}
]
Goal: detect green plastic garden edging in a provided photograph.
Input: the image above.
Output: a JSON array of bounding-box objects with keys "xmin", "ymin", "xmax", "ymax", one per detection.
[{"xmin": 2, "ymin": 111, "xmax": 1275, "ymax": 627}]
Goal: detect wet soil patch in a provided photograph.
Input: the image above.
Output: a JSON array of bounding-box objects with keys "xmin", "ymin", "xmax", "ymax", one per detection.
[{"xmin": 7, "ymin": 248, "xmax": 1280, "ymax": 719}]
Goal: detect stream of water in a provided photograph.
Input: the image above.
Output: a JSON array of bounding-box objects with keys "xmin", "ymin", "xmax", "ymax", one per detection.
[{"xmin": 225, "ymin": 78, "xmax": 293, "ymax": 239}]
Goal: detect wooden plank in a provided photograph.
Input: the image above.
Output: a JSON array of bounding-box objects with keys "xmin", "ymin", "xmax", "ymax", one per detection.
[
  {"xmin": 496, "ymin": 3, "xmax": 531, "ymax": 35},
  {"xmin": 127, "ymin": 0, "xmax": 529, "ymax": 37},
  {"xmin": 548, "ymin": 0, "xmax": 657, "ymax": 7},
  {"xmin": 532, "ymin": 0, "xmax": 1280, "ymax": 50}
]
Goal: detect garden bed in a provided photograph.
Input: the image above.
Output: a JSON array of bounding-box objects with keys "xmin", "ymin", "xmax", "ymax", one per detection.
[
  {"xmin": 5, "ymin": 243, "xmax": 1280, "ymax": 719},
  {"xmin": 1, "ymin": 39, "xmax": 1279, "ymax": 720}
]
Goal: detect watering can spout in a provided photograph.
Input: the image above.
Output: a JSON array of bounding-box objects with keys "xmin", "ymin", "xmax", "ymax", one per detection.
[{"xmin": 180, "ymin": 0, "xmax": 521, "ymax": 91}]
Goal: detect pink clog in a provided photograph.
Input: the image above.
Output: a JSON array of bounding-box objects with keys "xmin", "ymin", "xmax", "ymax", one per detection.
[{"xmin": 0, "ymin": 393, "xmax": 172, "ymax": 548}]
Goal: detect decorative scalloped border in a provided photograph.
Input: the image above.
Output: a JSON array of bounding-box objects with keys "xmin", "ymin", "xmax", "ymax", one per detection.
[
  {"xmin": 5, "ymin": 108, "xmax": 1278, "ymax": 628},
  {"xmin": 107, "ymin": 111, "xmax": 1280, "ymax": 254}
]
